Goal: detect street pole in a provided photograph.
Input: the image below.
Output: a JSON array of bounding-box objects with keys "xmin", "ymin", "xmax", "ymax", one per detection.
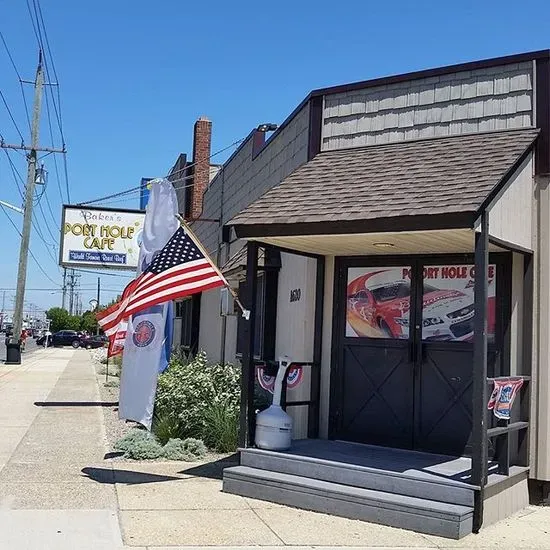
[
  {"xmin": 11, "ymin": 52, "xmax": 44, "ymax": 356},
  {"xmin": 68, "ymin": 269, "xmax": 74, "ymax": 315},
  {"xmin": 61, "ymin": 267, "xmax": 67, "ymax": 309},
  {"xmin": 96, "ymin": 277, "xmax": 100, "ymax": 335}
]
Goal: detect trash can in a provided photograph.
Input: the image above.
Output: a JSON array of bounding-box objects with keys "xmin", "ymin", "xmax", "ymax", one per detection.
[{"xmin": 5, "ymin": 342, "xmax": 21, "ymax": 365}]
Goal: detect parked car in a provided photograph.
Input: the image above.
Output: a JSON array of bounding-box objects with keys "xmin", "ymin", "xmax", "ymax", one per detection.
[
  {"xmin": 51, "ymin": 330, "xmax": 82, "ymax": 348},
  {"xmin": 80, "ymin": 334, "xmax": 108, "ymax": 349},
  {"xmin": 36, "ymin": 333, "xmax": 47, "ymax": 346}
]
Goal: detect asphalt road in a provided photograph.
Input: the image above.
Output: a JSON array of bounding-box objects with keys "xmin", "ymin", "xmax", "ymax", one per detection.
[{"xmin": 0, "ymin": 337, "xmax": 40, "ymax": 362}]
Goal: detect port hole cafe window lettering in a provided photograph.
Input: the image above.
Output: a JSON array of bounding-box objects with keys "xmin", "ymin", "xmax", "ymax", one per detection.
[
  {"xmin": 346, "ymin": 264, "xmax": 496, "ymax": 342},
  {"xmin": 60, "ymin": 206, "xmax": 145, "ymax": 271}
]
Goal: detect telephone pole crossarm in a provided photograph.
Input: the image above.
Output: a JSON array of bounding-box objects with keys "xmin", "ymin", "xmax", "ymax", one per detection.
[{"xmin": 0, "ymin": 141, "xmax": 65, "ymax": 154}]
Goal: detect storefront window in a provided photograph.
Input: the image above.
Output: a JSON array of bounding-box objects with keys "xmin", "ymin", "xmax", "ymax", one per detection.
[
  {"xmin": 346, "ymin": 267, "xmax": 411, "ymax": 339},
  {"xmin": 421, "ymin": 264, "xmax": 496, "ymax": 342}
]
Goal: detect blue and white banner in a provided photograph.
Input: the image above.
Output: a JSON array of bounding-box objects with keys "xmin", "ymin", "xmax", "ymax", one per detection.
[{"xmin": 118, "ymin": 179, "xmax": 179, "ymax": 429}]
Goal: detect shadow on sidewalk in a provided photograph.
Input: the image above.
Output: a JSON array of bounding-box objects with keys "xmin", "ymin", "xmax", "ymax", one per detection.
[
  {"xmin": 81, "ymin": 466, "xmax": 182, "ymax": 485},
  {"xmin": 179, "ymin": 455, "xmax": 239, "ymax": 480},
  {"xmin": 35, "ymin": 401, "xmax": 119, "ymax": 407}
]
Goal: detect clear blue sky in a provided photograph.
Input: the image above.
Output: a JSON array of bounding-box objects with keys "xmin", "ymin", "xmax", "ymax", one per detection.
[{"xmin": 0, "ymin": 0, "xmax": 549, "ymax": 315}]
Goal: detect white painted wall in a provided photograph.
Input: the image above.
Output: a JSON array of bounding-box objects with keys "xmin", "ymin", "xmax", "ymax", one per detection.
[
  {"xmin": 488, "ymin": 154, "xmax": 534, "ymax": 250},
  {"xmin": 275, "ymin": 253, "xmax": 317, "ymax": 439},
  {"xmin": 275, "ymin": 253, "xmax": 316, "ymax": 362},
  {"xmin": 198, "ymin": 288, "xmax": 223, "ymax": 362}
]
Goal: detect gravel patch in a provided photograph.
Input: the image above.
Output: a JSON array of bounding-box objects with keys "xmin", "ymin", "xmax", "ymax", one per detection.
[{"xmin": 92, "ymin": 352, "xmax": 136, "ymax": 455}]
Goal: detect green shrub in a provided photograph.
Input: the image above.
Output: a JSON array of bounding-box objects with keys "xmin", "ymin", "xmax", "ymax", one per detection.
[
  {"xmin": 182, "ymin": 437, "xmax": 207, "ymax": 457},
  {"xmin": 155, "ymin": 351, "xmax": 240, "ymax": 445},
  {"xmin": 161, "ymin": 437, "xmax": 207, "ymax": 461},
  {"xmin": 114, "ymin": 428, "xmax": 163, "ymax": 459},
  {"xmin": 114, "ymin": 428, "xmax": 153, "ymax": 452},
  {"xmin": 202, "ymin": 401, "xmax": 239, "ymax": 453},
  {"xmin": 124, "ymin": 437, "xmax": 163, "ymax": 460},
  {"xmin": 152, "ymin": 414, "xmax": 184, "ymax": 446}
]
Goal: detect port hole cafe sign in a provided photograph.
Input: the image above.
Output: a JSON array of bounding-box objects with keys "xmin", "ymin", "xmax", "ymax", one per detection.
[{"xmin": 60, "ymin": 205, "xmax": 145, "ymax": 270}]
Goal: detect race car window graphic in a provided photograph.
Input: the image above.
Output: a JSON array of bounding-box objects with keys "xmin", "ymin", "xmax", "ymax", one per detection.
[
  {"xmin": 421, "ymin": 264, "xmax": 496, "ymax": 343},
  {"xmin": 346, "ymin": 267, "xmax": 411, "ymax": 339}
]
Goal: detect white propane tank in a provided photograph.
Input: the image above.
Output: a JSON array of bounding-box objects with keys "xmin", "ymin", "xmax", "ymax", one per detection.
[{"xmin": 255, "ymin": 355, "xmax": 293, "ymax": 450}]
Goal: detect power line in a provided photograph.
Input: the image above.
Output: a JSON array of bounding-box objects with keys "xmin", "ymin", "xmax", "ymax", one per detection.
[
  {"xmin": 62, "ymin": 151, "xmax": 70, "ymax": 203},
  {"xmin": 35, "ymin": 0, "xmax": 63, "ymax": 130},
  {"xmin": 43, "ymin": 85, "xmax": 65, "ymax": 203},
  {"xmin": 27, "ymin": 0, "xmax": 69, "ymax": 206},
  {"xmin": 79, "ymin": 137, "xmax": 245, "ymax": 206},
  {"xmin": 43, "ymin": 189, "xmax": 58, "ymax": 227},
  {"xmin": 0, "ymin": 203, "xmax": 59, "ymax": 286},
  {"xmin": 0, "ymin": 88, "xmax": 25, "ymax": 143},
  {"xmin": 3, "ymin": 149, "xmax": 25, "ymax": 198},
  {"xmin": 2, "ymin": 149, "xmax": 59, "ymax": 263},
  {"xmin": 0, "ymin": 29, "xmax": 31, "ymax": 133},
  {"xmin": 70, "ymin": 267, "xmax": 134, "ymax": 278},
  {"xmin": 0, "ymin": 29, "xmax": 21, "ymax": 77}
]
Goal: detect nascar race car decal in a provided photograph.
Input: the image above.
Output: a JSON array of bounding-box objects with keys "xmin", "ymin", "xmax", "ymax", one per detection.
[{"xmin": 346, "ymin": 266, "xmax": 496, "ymax": 342}]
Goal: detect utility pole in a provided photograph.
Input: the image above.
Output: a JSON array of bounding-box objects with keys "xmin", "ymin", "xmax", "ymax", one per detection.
[
  {"xmin": 68, "ymin": 269, "xmax": 74, "ymax": 315},
  {"xmin": 11, "ymin": 52, "xmax": 44, "ymax": 353},
  {"xmin": 96, "ymin": 277, "xmax": 100, "ymax": 335},
  {"xmin": 61, "ymin": 267, "xmax": 67, "ymax": 310}
]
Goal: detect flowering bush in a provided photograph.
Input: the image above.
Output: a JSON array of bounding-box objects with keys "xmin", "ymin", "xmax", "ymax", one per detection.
[{"xmin": 155, "ymin": 351, "xmax": 241, "ymax": 447}]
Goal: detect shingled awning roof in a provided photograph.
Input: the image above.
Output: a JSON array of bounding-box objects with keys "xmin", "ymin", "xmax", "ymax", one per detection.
[{"xmin": 228, "ymin": 129, "xmax": 539, "ymax": 238}]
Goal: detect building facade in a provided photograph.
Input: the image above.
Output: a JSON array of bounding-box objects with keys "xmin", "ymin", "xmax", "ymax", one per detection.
[{"xmin": 175, "ymin": 50, "xmax": 550, "ymax": 536}]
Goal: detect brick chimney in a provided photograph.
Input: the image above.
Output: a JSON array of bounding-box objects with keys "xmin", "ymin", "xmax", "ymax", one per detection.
[{"xmin": 191, "ymin": 116, "xmax": 212, "ymax": 220}]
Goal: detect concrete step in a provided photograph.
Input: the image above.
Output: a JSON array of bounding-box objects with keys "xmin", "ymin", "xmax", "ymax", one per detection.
[
  {"xmin": 240, "ymin": 447, "xmax": 475, "ymax": 507},
  {"xmin": 223, "ymin": 465, "xmax": 473, "ymax": 539}
]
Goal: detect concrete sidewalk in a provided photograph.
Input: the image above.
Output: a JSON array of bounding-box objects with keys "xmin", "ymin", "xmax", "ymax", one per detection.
[
  {"xmin": 0, "ymin": 348, "xmax": 123, "ymax": 550},
  {"xmin": 1, "ymin": 348, "xmax": 549, "ymax": 549}
]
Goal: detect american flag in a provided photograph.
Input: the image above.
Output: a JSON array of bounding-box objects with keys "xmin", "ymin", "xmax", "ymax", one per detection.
[{"xmin": 97, "ymin": 226, "xmax": 225, "ymax": 337}]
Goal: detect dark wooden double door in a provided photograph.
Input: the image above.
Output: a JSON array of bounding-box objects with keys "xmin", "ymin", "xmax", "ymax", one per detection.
[{"xmin": 331, "ymin": 255, "xmax": 507, "ymax": 456}]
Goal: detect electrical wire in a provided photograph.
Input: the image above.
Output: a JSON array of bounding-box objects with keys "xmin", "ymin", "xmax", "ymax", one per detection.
[
  {"xmin": 0, "ymin": 29, "xmax": 21, "ymax": 77},
  {"xmin": 79, "ymin": 137, "xmax": 245, "ymax": 206},
  {"xmin": 3, "ymin": 149, "xmax": 24, "ymax": 198},
  {"xmin": 0, "ymin": 29, "xmax": 31, "ymax": 133},
  {"xmin": 2, "ymin": 148, "xmax": 60, "ymax": 265},
  {"xmin": 94, "ymin": 177, "xmax": 196, "ymax": 207},
  {"xmin": 0, "ymin": 203, "xmax": 59, "ymax": 286},
  {"xmin": 43, "ymin": 85, "xmax": 65, "ymax": 204},
  {"xmin": 0, "ymin": 88, "xmax": 25, "ymax": 143},
  {"xmin": 43, "ymin": 190, "xmax": 58, "ymax": 227},
  {"xmin": 35, "ymin": 0, "xmax": 64, "ymax": 139},
  {"xmin": 71, "ymin": 268, "xmax": 134, "ymax": 278},
  {"xmin": 28, "ymin": 0, "xmax": 69, "ymax": 204}
]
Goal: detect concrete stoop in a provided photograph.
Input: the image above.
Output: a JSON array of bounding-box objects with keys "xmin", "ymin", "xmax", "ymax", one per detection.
[{"xmin": 223, "ymin": 447, "xmax": 475, "ymax": 539}]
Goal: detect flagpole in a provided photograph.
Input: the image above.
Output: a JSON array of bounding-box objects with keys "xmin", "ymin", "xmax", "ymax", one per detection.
[{"xmin": 175, "ymin": 215, "xmax": 250, "ymax": 320}]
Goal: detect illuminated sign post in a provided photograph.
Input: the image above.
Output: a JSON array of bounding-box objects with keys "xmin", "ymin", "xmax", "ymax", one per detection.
[{"xmin": 60, "ymin": 205, "xmax": 145, "ymax": 271}]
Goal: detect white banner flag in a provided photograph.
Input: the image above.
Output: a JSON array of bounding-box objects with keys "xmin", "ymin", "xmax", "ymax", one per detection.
[{"xmin": 118, "ymin": 179, "xmax": 179, "ymax": 429}]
